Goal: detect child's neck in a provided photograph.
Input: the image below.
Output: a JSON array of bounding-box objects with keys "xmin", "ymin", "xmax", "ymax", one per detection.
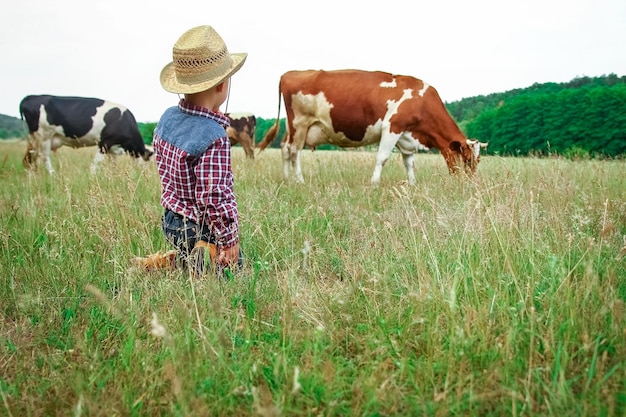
[{"xmin": 185, "ymin": 89, "xmax": 221, "ymax": 112}]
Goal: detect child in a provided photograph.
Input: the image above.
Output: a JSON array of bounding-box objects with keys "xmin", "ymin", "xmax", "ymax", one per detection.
[{"xmin": 136, "ymin": 25, "xmax": 247, "ymax": 276}]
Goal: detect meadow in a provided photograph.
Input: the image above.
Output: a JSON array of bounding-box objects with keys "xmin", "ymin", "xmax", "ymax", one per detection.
[{"xmin": 0, "ymin": 140, "xmax": 625, "ymax": 416}]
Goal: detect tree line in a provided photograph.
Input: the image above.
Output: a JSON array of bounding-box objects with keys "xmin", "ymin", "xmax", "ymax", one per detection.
[
  {"xmin": 0, "ymin": 114, "xmax": 25, "ymax": 139},
  {"xmin": 2, "ymin": 74, "xmax": 624, "ymax": 157},
  {"xmin": 449, "ymin": 74, "xmax": 626, "ymax": 158}
]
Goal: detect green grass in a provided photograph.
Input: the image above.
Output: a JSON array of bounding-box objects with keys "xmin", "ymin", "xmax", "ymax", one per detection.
[{"xmin": 1, "ymin": 141, "xmax": 625, "ymax": 416}]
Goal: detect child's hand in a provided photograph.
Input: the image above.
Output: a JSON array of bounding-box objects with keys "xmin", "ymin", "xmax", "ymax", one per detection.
[{"xmin": 218, "ymin": 243, "xmax": 240, "ymax": 267}]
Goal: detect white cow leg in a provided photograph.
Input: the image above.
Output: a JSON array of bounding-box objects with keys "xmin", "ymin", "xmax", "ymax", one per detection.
[
  {"xmin": 281, "ymin": 145, "xmax": 291, "ymax": 180},
  {"xmin": 42, "ymin": 140, "xmax": 55, "ymax": 174},
  {"xmin": 371, "ymin": 135, "xmax": 396, "ymax": 186},
  {"xmin": 370, "ymin": 160, "xmax": 384, "ymax": 186},
  {"xmin": 282, "ymin": 160, "xmax": 291, "ymax": 181},
  {"xmin": 402, "ymin": 153, "xmax": 416, "ymax": 185},
  {"xmin": 294, "ymin": 150, "xmax": 304, "ymax": 183},
  {"xmin": 90, "ymin": 151, "xmax": 106, "ymax": 174}
]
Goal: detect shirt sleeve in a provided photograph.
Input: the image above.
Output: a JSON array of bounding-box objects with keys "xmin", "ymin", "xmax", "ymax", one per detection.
[{"xmin": 194, "ymin": 137, "xmax": 239, "ymax": 248}]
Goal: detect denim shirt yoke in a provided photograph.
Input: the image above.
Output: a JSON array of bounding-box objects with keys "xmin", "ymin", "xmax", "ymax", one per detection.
[{"xmin": 155, "ymin": 106, "xmax": 225, "ymax": 156}]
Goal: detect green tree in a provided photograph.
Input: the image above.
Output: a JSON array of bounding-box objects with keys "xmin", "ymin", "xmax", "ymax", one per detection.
[
  {"xmin": 137, "ymin": 122, "xmax": 157, "ymax": 145},
  {"xmin": 465, "ymin": 81, "xmax": 626, "ymax": 157}
]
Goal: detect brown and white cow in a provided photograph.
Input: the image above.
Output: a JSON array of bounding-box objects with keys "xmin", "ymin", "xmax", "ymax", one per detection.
[
  {"xmin": 257, "ymin": 69, "xmax": 487, "ymax": 184},
  {"xmin": 225, "ymin": 112, "xmax": 256, "ymax": 159},
  {"xmin": 20, "ymin": 95, "xmax": 153, "ymax": 174}
]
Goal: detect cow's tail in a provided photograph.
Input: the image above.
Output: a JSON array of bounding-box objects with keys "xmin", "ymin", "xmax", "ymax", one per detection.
[
  {"xmin": 256, "ymin": 80, "xmax": 283, "ymax": 152},
  {"xmin": 18, "ymin": 102, "xmax": 29, "ymax": 139}
]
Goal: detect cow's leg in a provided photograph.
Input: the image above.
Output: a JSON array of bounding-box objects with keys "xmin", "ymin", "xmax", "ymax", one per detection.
[
  {"xmin": 90, "ymin": 150, "xmax": 106, "ymax": 174},
  {"xmin": 42, "ymin": 138, "xmax": 55, "ymax": 174},
  {"xmin": 371, "ymin": 131, "xmax": 400, "ymax": 185},
  {"xmin": 293, "ymin": 150, "xmax": 304, "ymax": 183},
  {"xmin": 280, "ymin": 142, "xmax": 304, "ymax": 183},
  {"xmin": 241, "ymin": 133, "xmax": 254, "ymax": 159},
  {"xmin": 401, "ymin": 152, "xmax": 416, "ymax": 185},
  {"xmin": 281, "ymin": 144, "xmax": 290, "ymax": 180},
  {"xmin": 23, "ymin": 134, "xmax": 38, "ymax": 170}
]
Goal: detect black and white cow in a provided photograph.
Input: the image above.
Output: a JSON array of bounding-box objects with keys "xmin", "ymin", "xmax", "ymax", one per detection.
[
  {"xmin": 20, "ymin": 95, "xmax": 154, "ymax": 173},
  {"xmin": 225, "ymin": 112, "xmax": 256, "ymax": 159}
]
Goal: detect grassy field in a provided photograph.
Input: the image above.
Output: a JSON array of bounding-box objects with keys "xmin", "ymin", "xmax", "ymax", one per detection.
[{"xmin": 1, "ymin": 140, "xmax": 625, "ymax": 416}]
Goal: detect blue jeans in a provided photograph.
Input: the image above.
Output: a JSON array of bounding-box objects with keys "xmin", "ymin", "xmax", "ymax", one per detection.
[{"xmin": 161, "ymin": 209, "xmax": 243, "ymax": 269}]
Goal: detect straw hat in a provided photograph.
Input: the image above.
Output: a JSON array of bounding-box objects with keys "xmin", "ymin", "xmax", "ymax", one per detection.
[{"xmin": 160, "ymin": 25, "xmax": 247, "ymax": 94}]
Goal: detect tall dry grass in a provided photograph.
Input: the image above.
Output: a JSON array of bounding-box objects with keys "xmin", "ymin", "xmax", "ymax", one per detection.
[{"xmin": 0, "ymin": 140, "xmax": 624, "ymax": 416}]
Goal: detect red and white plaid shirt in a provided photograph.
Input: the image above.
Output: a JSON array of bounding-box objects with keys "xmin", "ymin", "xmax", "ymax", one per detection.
[{"xmin": 153, "ymin": 100, "xmax": 239, "ymax": 248}]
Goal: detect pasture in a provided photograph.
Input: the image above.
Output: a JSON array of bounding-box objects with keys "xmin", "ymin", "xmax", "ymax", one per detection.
[{"xmin": 1, "ymin": 140, "xmax": 625, "ymax": 416}]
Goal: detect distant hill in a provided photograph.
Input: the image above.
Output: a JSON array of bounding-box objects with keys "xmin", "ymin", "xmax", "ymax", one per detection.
[
  {"xmin": 0, "ymin": 113, "xmax": 26, "ymax": 139},
  {"xmin": 446, "ymin": 74, "xmax": 626, "ymax": 157},
  {"xmin": 446, "ymin": 73, "xmax": 625, "ymax": 126}
]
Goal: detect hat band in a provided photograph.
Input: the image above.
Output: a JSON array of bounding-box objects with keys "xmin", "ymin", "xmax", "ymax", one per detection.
[{"xmin": 174, "ymin": 55, "xmax": 233, "ymax": 85}]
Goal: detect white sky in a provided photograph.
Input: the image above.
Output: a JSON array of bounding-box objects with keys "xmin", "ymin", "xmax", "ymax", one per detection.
[{"xmin": 1, "ymin": 0, "xmax": 624, "ymax": 122}]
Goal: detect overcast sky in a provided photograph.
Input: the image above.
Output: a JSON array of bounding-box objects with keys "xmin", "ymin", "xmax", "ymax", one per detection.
[{"xmin": 1, "ymin": 0, "xmax": 624, "ymax": 122}]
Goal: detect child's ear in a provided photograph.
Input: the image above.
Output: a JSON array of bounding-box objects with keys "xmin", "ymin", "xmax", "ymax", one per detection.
[{"xmin": 216, "ymin": 82, "xmax": 225, "ymax": 92}]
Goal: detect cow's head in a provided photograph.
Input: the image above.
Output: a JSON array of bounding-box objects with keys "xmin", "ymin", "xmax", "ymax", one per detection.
[
  {"xmin": 122, "ymin": 147, "xmax": 153, "ymax": 161},
  {"xmin": 143, "ymin": 148, "xmax": 154, "ymax": 161},
  {"xmin": 448, "ymin": 139, "xmax": 488, "ymax": 174}
]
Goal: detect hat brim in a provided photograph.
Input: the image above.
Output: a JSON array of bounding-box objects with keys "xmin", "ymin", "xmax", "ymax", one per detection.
[{"xmin": 160, "ymin": 52, "xmax": 247, "ymax": 94}]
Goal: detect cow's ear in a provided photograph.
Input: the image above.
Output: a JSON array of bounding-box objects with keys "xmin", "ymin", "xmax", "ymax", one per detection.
[{"xmin": 450, "ymin": 141, "xmax": 462, "ymax": 152}]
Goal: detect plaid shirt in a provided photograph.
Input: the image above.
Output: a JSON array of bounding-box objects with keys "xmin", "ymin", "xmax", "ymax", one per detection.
[{"xmin": 153, "ymin": 99, "xmax": 238, "ymax": 248}]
